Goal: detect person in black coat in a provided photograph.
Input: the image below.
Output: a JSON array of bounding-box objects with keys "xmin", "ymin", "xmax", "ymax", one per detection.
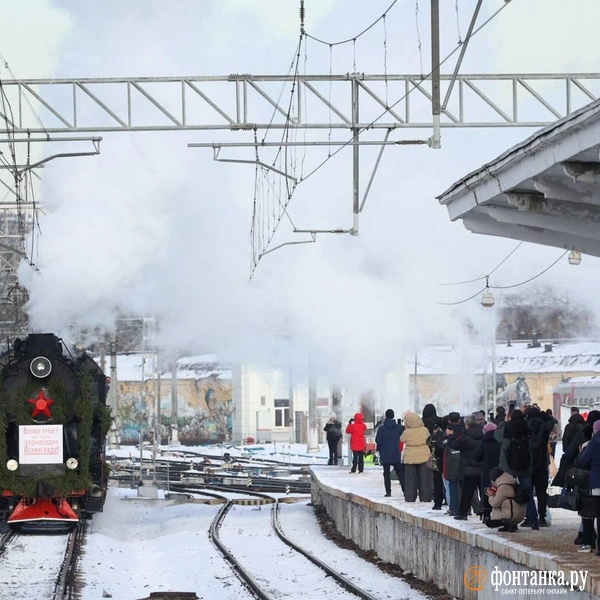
[
  {"xmin": 562, "ymin": 412, "xmax": 586, "ymax": 451},
  {"xmin": 448, "ymin": 414, "xmax": 484, "ymax": 520},
  {"xmin": 494, "ymin": 406, "xmax": 506, "ymax": 425},
  {"xmin": 440, "ymin": 412, "xmax": 462, "ymax": 515},
  {"xmin": 323, "ymin": 414, "xmax": 343, "ymax": 465},
  {"xmin": 375, "ymin": 408, "xmax": 404, "ymax": 497},
  {"xmin": 553, "ymin": 416, "xmax": 586, "ymax": 488},
  {"xmin": 577, "ymin": 420, "xmax": 600, "ymax": 553},
  {"xmin": 422, "ymin": 403, "xmax": 444, "ymax": 510},
  {"xmin": 525, "ymin": 406, "xmax": 555, "ymax": 526},
  {"xmin": 474, "ymin": 421, "xmax": 501, "ymax": 520}
]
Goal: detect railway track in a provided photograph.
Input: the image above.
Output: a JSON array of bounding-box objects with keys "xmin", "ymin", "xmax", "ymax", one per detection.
[
  {"xmin": 0, "ymin": 523, "xmax": 83, "ymax": 600},
  {"xmin": 209, "ymin": 491, "xmax": 379, "ymax": 600}
]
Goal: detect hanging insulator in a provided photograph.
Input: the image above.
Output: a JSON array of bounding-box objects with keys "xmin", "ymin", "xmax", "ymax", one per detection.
[{"xmin": 299, "ymin": 0, "xmax": 305, "ymax": 34}]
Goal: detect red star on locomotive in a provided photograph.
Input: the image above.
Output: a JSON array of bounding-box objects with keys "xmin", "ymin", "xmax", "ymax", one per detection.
[{"xmin": 27, "ymin": 389, "xmax": 54, "ymax": 419}]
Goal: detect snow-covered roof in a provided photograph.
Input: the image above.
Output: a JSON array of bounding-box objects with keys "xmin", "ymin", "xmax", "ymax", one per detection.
[
  {"xmin": 437, "ymin": 97, "xmax": 600, "ymax": 257},
  {"xmin": 412, "ymin": 340, "xmax": 600, "ymax": 376},
  {"xmin": 96, "ymin": 353, "xmax": 231, "ymax": 382}
]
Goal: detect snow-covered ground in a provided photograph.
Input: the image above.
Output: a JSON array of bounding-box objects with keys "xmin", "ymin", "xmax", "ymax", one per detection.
[
  {"xmin": 3, "ymin": 443, "xmax": 434, "ymax": 600},
  {"xmin": 5, "ymin": 441, "xmax": 580, "ymax": 599}
]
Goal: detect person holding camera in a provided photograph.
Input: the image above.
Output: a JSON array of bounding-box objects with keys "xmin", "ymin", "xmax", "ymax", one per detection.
[
  {"xmin": 485, "ymin": 467, "xmax": 526, "ymax": 532},
  {"xmin": 346, "ymin": 413, "xmax": 367, "ymax": 473}
]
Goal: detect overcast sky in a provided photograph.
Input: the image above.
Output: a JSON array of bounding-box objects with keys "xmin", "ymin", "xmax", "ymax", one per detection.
[{"xmin": 3, "ymin": 0, "xmax": 600, "ymax": 389}]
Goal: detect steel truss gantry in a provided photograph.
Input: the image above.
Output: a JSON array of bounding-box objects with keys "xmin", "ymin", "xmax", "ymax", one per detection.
[
  {"xmin": 3, "ymin": 71, "xmax": 597, "ymax": 250},
  {"xmin": 0, "ymin": 70, "xmax": 599, "ymax": 291},
  {"xmin": 0, "ymin": 73, "xmax": 599, "ymax": 134}
]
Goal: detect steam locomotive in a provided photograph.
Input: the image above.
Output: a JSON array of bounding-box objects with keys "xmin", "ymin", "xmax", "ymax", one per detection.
[{"xmin": 0, "ymin": 333, "xmax": 111, "ymax": 530}]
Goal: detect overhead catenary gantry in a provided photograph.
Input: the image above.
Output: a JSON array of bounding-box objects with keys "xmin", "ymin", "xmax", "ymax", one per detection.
[
  {"xmin": 1, "ymin": 71, "xmax": 599, "ymax": 285},
  {"xmin": 1, "ymin": 1, "xmax": 600, "ymax": 285},
  {"xmin": 0, "ymin": 73, "xmax": 598, "ymax": 134}
]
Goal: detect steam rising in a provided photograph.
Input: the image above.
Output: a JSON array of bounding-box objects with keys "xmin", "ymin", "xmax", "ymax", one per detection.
[{"xmin": 10, "ymin": 0, "xmax": 600, "ymax": 398}]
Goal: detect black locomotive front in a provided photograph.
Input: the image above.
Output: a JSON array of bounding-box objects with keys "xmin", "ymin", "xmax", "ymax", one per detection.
[{"xmin": 0, "ymin": 333, "xmax": 111, "ymax": 530}]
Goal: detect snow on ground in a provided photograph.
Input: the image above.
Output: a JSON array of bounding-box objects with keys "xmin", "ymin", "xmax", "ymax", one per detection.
[
  {"xmin": 7, "ymin": 442, "xmax": 580, "ymax": 599},
  {"xmin": 78, "ymin": 485, "xmax": 431, "ymax": 600},
  {"xmin": 73, "ymin": 442, "xmax": 432, "ymax": 600},
  {"xmin": 79, "ymin": 486, "xmax": 253, "ymax": 600}
]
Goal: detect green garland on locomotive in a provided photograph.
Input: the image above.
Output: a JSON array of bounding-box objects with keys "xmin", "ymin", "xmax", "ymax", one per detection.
[{"xmin": 0, "ymin": 373, "xmax": 112, "ymax": 498}]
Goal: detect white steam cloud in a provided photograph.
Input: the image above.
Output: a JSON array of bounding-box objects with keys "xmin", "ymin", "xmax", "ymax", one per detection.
[{"xmin": 9, "ymin": 0, "xmax": 600, "ymax": 396}]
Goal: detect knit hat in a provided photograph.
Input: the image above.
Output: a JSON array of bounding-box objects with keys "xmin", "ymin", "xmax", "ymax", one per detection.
[
  {"xmin": 483, "ymin": 422, "xmax": 497, "ymax": 434},
  {"xmin": 593, "ymin": 420, "xmax": 600, "ymax": 435},
  {"xmin": 385, "ymin": 408, "xmax": 395, "ymax": 419}
]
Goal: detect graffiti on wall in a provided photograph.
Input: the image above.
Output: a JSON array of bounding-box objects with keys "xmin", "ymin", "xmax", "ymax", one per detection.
[{"xmin": 116, "ymin": 377, "xmax": 232, "ymax": 445}]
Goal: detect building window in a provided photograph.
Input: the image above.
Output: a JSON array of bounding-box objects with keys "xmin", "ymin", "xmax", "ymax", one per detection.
[
  {"xmin": 274, "ymin": 399, "xmax": 290, "ymax": 427},
  {"xmin": 260, "ymin": 395, "xmax": 266, "ymax": 406}
]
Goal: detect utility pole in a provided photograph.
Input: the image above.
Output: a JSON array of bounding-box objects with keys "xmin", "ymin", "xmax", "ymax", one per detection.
[
  {"xmin": 171, "ymin": 356, "xmax": 179, "ymax": 443},
  {"xmin": 413, "ymin": 350, "xmax": 419, "ymax": 413},
  {"xmin": 430, "ymin": 0, "xmax": 441, "ymax": 149},
  {"xmin": 307, "ymin": 350, "xmax": 319, "ymax": 452},
  {"xmin": 288, "ymin": 336, "xmax": 295, "ymax": 444},
  {"xmin": 491, "ymin": 307, "xmax": 497, "ymax": 419},
  {"xmin": 109, "ymin": 332, "xmax": 119, "ymax": 446},
  {"xmin": 156, "ymin": 350, "xmax": 161, "ymax": 443},
  {"xmin": 139, "ymin": 325, "xmax": 145, "ymax": 486},
  {"xmin": 351, "ymin": 74, "xmax": 360, "ymax": 235}
]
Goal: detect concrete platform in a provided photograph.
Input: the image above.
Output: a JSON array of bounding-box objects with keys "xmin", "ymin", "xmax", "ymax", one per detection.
[{"xmin": 311, "ymin": 466, "xmax": 600, "ymax": 600}]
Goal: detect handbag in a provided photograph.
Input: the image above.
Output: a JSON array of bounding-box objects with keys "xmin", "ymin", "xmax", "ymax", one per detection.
[
  {"xmin": 548, "ymin": 455, "xmax": 558, "ymax": 479},
  {"xmin": 426, "ymin": 453, "xmax": 439, "ymax": 472},
  {"xmin": 565, "ymin": 466, "xmax": 589, "ymax": 488},
  {"xmin": 558, "ymin": 486, "xmax": 580, "ymax": 511}
]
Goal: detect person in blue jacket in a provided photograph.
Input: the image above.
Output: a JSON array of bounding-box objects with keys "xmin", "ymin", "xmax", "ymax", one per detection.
[
  {"xmin": 375, "ymin": 408, "xmax": 404, "ymax": 497},
  {"xmin": 577, "ymin": 419, "xmax": 600, "ymax": 555}
]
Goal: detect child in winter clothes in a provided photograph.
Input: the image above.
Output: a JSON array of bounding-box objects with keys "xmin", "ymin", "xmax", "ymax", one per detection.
[{"xmin": 346, "ymin": 413, "xmax": 367, "ymax": 473}]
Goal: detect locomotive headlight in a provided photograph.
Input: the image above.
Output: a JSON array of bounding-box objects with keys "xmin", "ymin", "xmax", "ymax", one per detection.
[
  {"xmin": 66, "ymin": 458, "xmax": 79, "ymax": 470},
  {"xmin": 6, "ymin": 459, "xmax": 18, "ymax": 471},
  {"xmin": 30, "ymin": 356, "xmax": 52, "ymax": 378}
]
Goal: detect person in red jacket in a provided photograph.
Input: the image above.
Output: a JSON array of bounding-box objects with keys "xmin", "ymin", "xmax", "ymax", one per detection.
[{"xmin": 346, "ymin": 413, "xmax": 367, "ymax": 473}]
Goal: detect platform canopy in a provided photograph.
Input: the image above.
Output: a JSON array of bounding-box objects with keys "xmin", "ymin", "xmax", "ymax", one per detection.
[{"xmin": 437, "ymin": 97, "xmax": 600, "ymax": 257}]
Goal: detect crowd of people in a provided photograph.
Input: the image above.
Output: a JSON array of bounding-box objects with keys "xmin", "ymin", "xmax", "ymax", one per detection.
[{"xmin": 328, "ymin": 402, "xmax": 600, "ymax": 554}]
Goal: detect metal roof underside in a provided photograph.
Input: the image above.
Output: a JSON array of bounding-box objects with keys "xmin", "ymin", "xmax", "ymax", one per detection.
[{"xmin": 437, "ymin": 97, "xmax": 600, "ymax": 257}]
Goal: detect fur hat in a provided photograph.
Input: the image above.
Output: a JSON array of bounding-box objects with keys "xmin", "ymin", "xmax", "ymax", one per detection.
[{"xmin": 448, "ymin": 412, "xmax": 461, "ymax": 423}]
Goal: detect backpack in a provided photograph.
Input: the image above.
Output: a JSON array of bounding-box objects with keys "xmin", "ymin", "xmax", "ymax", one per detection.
[
  {"xmin": 506, "ymin": 436, "xmax": 530, "ymax": 471},
  {"xmin": 513, "ymin": 484, "xmax": 530, "ymax": 505},
  {"xmin": 330, "ymin": 424, "xmax": 342, "ymax": 442},
  {"xmin": 528, "ymin": 422, "xmax": 545, "ymax": 468}
]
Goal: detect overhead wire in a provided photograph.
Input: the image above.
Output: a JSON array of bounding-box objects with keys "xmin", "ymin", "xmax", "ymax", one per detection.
[
  {"xmin": 298, "ymin": 0, "xmax": 515, "ymax": 186},
  {"xmin": 455, "ymin": 0, "xmax": 463, "ymax": 44},
  {"xmin": 490, "ymin": 251, "xmax": 568, "ymax": 290},
  {"xmin": 438, "ymin": 286, "xmax": 488, "ymax": 306},
  {"xmin": 304, "ymin": 0, "xmax": 399, "ymax": 47},
  {"xmin": 439, "ymin": 241, "xmax": 523, "ymax": 285},
  {"xmin": 415, "ymin": 0, "xmax": 424, "ymax": 78},
  {"xmin": 438, "ymin": 249, "xmax": 568, "ymax": 306},
  {"xmin": 250, "ymin": 0, "xmax": 515, "ymax": 277}
]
